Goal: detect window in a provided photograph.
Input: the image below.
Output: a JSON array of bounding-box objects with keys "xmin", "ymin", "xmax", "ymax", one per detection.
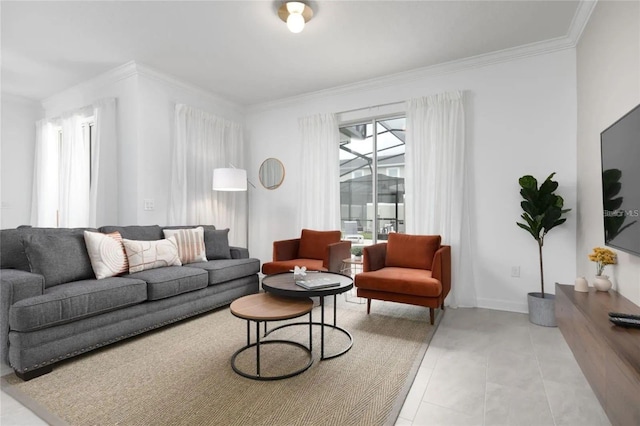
[
  {"xmin": 33, "ymin": 98, "xmax": 116, "ymax": 228},
  {"xmin": 84, "ymin": 122, "xmax": 95, "ymax": 183},
  {"xmin": 386, "ymin": 167, "xmax": 400, "ymax": 177},
  {"xmin": 51, "ymin": 117, "xmax": 95, "ymax": 226},
  {"xmin": 339, "ymin": 116, "xmax": 405, "ymax": 245},
  {"xmin": 351, "ymin": 169, "xmax": 364, "ymax": 179}
]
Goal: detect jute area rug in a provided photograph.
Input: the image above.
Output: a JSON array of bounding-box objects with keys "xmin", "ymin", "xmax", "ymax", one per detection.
[{"xmin": 3, "ymin": 294, "xmax": 440, "ymax": 426}]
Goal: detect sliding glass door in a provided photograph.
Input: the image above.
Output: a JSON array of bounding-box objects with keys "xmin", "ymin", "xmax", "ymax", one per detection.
[{"xmin": 339, "ymin": 116, "xmax": 406, "ymax": 246}]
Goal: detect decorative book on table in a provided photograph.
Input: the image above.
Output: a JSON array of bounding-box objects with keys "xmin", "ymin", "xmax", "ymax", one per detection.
[{"xmin": 295, "ymin": 277, "xmax": 340, "ymax": 290}]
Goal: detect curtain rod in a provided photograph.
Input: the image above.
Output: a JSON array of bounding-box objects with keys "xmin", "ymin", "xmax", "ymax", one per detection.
[{"xmin": 336, "ymin": 100, "xmax": 406, "ymax": 116}]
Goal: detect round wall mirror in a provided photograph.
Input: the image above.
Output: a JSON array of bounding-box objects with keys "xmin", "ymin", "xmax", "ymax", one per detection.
[{"xmin": 259, "ymin": 158, "xmax": 285, "ymax": 190}]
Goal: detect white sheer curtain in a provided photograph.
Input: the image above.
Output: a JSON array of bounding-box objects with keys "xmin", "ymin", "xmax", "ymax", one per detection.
[
  {"xmin": 298, "ymin": 113, "xmax": 341, "ymax": 230},
  {"xmin": 58, "ymin": 112, "xmax": 90, "ymax": 227},
  {"xmin": 31, "ymin": 120, "xmax": 59, "ymax": 227},
  {"xmin": 92, "ymin": 98, "xmax": 117, "ymax": 226},
  {"xmin": 405, "ymin": 91, "xmax": 477, "ymax": 307},
  {"xmin": 31, "ymin": 99, "xmax": 116, "ymax": 228},
  {"xmin": 169, "ymin": 104, "xmax": 246, "ymax": 246}
]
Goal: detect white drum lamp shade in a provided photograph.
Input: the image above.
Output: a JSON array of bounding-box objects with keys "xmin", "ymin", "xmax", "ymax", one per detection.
[{"xmin": 212, "ymin": 168, "xmax": 247, "ymax": 191}]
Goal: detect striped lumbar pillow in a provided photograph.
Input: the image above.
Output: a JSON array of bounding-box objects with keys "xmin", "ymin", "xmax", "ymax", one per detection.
[
  {"xmin": 162, "ymin": 227, "xmax": 208, "ymax": 265},
  {"xmin": 84, "ymin": 231, "xmax": 129, "ymax": 279}
]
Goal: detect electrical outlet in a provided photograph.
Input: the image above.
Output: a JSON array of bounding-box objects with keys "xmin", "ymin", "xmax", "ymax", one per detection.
[
  {"xmin": 143, "ymin": 199, "xmax": 155, "ymax": 211},
  {"xmin": 511, "ymin": 266, "xmax": 520, "ymax": 278}
]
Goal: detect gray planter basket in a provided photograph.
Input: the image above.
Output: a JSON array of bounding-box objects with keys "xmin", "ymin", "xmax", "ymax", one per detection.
[{"xmin": 527, "ymin": 292, "xmax": 556, "ymax": 327}]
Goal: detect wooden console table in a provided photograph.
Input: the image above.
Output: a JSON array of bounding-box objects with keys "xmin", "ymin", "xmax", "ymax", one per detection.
[{"xmin": 555, "ymin": 283, "xmax": 640, "ymax": 426}]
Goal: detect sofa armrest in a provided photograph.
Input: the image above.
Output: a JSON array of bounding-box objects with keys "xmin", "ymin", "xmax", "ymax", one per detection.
[
  {"xmin": 363, "ymin": 243, "xmax": 387, "ymax": 272},
  {"xmin": 0, "ymin": 269, "xmax": 44, "ymax": 313},
  {"xmin": 229, "ymin": 247, "xmax": 249, "ymax": 259},
  {"xmin": 324, "ymin": 240, "xmax": 351, "ymax": 273},
  {"xmin": 1, "ymin": 269, "xmax": 45, "ymax": 364},
  {"xmin": 273, "ymin": 238, "xmax": 300, "ymax": 261},
  {"xmin": 432, "ymin": 245, "xmax": 451, "ymax": 299}
]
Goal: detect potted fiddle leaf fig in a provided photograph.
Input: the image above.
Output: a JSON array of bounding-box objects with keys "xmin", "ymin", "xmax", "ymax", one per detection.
[{"xmin": 517, "ymin": 172, "xmax": 571, "ymax": 327}]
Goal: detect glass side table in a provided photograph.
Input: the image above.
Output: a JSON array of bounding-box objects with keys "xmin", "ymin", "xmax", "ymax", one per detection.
[{"xmin": 341, "ymin": 257, "xmax": 365, "ymax": 304}]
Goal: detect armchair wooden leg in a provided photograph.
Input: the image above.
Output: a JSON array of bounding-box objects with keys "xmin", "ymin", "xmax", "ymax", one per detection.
[
  {"xmin": 441, "ymin": 301, "xmax": 445, "ymax": 310},
  {"xmin": 367, "ymin": 298, "xmax": 371, "ymax": 314},
  {"xmin": 429, "ymin": 308, "xmax": 435, "ymax": 325}
]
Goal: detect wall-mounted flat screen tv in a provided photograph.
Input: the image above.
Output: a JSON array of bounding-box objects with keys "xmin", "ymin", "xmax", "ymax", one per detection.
[{"xmin": 600, "ymin": 103, "xmax": 640, "ymax": 257}]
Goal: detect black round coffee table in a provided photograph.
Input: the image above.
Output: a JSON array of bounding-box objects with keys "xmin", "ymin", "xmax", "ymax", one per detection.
[{"xmin": 261, "ymin": 272, "xmax": 353, "ymax": 360}]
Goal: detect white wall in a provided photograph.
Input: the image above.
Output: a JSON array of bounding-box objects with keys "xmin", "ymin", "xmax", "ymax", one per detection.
[
  {"xmin": 39, "ymin": 62, "xmax": 245, "ymax": 229},
  {"xmin": 576, "ymin": 0, "xmax": 640, "ymax": 306},
  {"xmin": 0, "ymin": 94, "xmax": 43, "ymax": 228},
  {"xmin": 246, "ymin": 49, "xmax": 578, "ymax": 313}
]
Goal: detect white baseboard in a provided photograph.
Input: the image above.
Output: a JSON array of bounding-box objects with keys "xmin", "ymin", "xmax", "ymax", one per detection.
[{"xmin": 476, "ymin": 297, "xmax": 528, "ymax": 314}]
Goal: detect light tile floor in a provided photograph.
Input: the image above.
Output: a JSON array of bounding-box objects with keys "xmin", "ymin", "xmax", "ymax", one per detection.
[
  {"xmin": 396, "ymin": 307, "xmax": 610, "ymax": 426},
  {"xmin": 0, "ymin": 307, "xmax": 609, "ymax": 426}
]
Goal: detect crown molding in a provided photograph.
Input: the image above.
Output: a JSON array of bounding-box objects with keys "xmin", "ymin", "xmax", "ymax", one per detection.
[
  {"xmin": 42, "ymin": 61, "xmax": 244, "ymax": 114},
  {"xmin": 42, "ymin": 61, "xmax": 138, "ymax": 110},
  {"xmin": 566, "ymin": 0, "xmax": 598, "ymax": 45},
  {"xmin": 248, "ymin": 1, "xmax": 597, "ymax": 113},
  {"xmin": 247, "ymin": 35, "xmax": 575, "ymax": 113},
  {"xmin": 135, "ymin": 63, "xmax": 244, "ymax": 115}
]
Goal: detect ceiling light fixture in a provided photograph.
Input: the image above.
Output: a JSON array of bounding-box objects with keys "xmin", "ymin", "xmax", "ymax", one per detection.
[{"xmin": 278, "ymin": 1, "xmax": 313, "ymax": 34}]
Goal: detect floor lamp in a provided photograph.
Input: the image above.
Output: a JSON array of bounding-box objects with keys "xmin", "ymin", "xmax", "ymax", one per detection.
[{"xmin": 212, "ymin": 168, "xmax": 252, "ymax": 249}]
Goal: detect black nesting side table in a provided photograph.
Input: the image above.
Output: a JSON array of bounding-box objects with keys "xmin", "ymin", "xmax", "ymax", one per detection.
[
  {"xmin": 261, "ymin": 271, "xmax": 354, "ymax": 360},
  {"xmin": 230, "ymin": 292, "xmax": 313, "ymax": 380}
]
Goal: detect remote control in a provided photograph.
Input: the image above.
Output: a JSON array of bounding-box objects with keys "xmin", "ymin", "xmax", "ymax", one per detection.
[
  {"xmin": 608, "ymin": 312, "xmax": 640, "ymax": 320},
  {"xmin": 609, "ymin": 316, "xmax": 640, "ymax": 329}
]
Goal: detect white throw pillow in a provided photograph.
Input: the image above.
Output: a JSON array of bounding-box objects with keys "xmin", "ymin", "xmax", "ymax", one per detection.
[
  {"xmin": 122, "ymin": 236, "xmax": 182, "ymax": 273},
  {"xmin": 162, "ymin": 227, "xmax": 208, "ymax": 264},
  {"xmin": 84, "ymin": 231, "xmax": 129, "ymax": 279}
]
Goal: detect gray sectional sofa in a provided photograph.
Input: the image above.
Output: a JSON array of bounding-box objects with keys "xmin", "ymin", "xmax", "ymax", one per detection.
[{"xmin": 0, "ymin": 225, "xmax": 260, "ymax": 380}]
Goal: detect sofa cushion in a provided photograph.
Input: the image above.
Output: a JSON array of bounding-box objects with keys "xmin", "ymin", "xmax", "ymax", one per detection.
[
  {"xmin": 122, "ymin": 237, "xmax": 182, "ymax": 273},
  {"xmin": 1, "ymin": 227, "xmax": 94, "ymax": 272},
  {"xmin": 0, "ymin": 228, "xmax": 31, "ymax": 271},
  {"xmin": 385, "ymin": 233, "xmax": 441, "ymax": 270},
  {"xmin": 99, "ymin": 225, "xmax": 164, "ymax": 241},
  {"xmin": 298, "ymin": 229, "xmax": 341, "ymax": 260},
  {"xmin": 204, "ymin": 229, "xmax": 231, "ymax": 260},
  {"xmin": 162, "ymin": 227, "xmax": 207, "ymax": 264},
  {"xmin": 84, "ymin": 231, "xmax": 129, "ymax": 279},
  {"xmin": 125, "ymin": 266, "xmax": 208, "ymax": 301},
  {"xmin": 354, "ymin": 267, "xmax": 442, "ymax": 298},
  {"xmin": 22, "ymin": 233, "xmax": 95, "ymax": 288},
  {"xmin": 261, "ymin": 259, "xmax": 325, "ymax": 276},
  {"xmin": 9, "ymin": 277, "xmax": 147, "ymax": 332},
  {"xmin": 185, "ymin": 258, "xmax": 260, "ymax": 285}
]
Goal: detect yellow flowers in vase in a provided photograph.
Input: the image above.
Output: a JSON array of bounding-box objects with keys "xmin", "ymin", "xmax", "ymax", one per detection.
[
  {"xmin": 589, "ymin": 247, "xmax": 616, "ymax": 292},
  {"xmin": 588, "ymin": 247, "xmax": 617, "ymax": 276}
]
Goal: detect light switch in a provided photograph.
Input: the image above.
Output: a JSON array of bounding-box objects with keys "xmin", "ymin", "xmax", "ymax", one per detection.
[{"xmin": 511, "ymin": 266, "xmax": 520, "ymax": 278}]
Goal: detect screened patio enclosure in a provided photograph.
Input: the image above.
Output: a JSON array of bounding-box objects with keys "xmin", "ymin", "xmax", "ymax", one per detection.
[
  {"xmin": 339, "ymin": 116, "xmax": 406, "ymax": 243},
  {"xmin": 340, "ymin": 174, "xmax": 405, "ymax": 240}
]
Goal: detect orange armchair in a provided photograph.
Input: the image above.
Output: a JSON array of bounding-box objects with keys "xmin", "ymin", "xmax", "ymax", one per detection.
[
  {"xmin": 354, "ymin": 233, "xmax": 451, "ymax": 325},
  {"xmin": 261, "ymin": 229, "xmax": 352, "ymax": 275}
]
